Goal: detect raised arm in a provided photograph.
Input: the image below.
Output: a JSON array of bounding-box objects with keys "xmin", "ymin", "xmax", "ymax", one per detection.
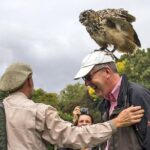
[{"xmin": 41, "ymin": 105, "xmax": 143, "ymax": 149}]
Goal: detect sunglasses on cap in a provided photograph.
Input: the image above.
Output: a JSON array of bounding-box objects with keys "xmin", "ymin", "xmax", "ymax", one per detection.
[{"xmin": 82, "ymin": 66, "xmax": 106, "ymax": 81}]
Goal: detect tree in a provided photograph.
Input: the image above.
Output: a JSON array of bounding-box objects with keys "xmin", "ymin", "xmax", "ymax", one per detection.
[
  {"xmin": 0, "ymin": 91, "xmax": 8, "ymax": 101},
  {"xmin": 32, "ymin": 88, "xmax": 59, "ymax": 109},
  {"xmin": 118, "ymin": 48, "xmax": 150, "ymax": 90},
  {"xmin": 58, "ymin": 83, "xmax": 102, "ymax": 123},
  {"xmin": 58, "ymin": 83, "xmax": 85, "ymax": 121}
]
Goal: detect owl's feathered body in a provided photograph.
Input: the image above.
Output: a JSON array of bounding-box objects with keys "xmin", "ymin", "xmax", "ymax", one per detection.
[{"xmin": 79, "ymin": 8, "xmax": 141, "ymax": 54}]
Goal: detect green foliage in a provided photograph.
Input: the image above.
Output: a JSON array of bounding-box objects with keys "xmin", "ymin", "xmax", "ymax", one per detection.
[
  {"xmin": 59, "ymin": 83, "xmax": 85, "ymax": 102},
  {"xmin": 0, "ymin": 91, "xmax": 9, "ymax": 101},
  {"xmin": 58, "ymin": 111, "xmax": 73, "ymax": 122},
  {"xmin": 58, "ymin": 83, "xmax": 102, "ymax": 123},
  {"xmin": 47, "ymin": 144, "xmax": 55, "ymax": 150},
  {"xmin": 58, "ymin": 83, "xmax": 85, "ymax": 113},
  {"xmin": 32, "ymin": 88, "xmax": 59, "ymax": 109},
  {"xmin": 119, "ymin": 48, "xmax": 150, "ymax": 90}
]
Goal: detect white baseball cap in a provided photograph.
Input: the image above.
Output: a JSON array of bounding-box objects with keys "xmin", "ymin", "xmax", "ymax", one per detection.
[{"xmin": 74, "ymin": 50, "xmax": 115, "ymax": 79}]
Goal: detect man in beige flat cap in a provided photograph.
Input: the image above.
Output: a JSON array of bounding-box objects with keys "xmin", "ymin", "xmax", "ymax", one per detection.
[{"xmin": 0, "ymin": 62, "xmax": 144, "ymax": 150}]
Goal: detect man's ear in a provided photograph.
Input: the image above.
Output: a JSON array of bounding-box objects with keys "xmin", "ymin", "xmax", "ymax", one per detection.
[
  {"xmin": 105, "ymin": 67, "xmax": 112, "ymax": 79},
  {"xmin": 27, "ymin": 77, "xmax": 32, "ymax": 87}
]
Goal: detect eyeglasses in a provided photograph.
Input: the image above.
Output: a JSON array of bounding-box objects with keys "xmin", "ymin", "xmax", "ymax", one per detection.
[{"xmin": 82, "ymin": 67, "xmax": 105, "ymax": 81}]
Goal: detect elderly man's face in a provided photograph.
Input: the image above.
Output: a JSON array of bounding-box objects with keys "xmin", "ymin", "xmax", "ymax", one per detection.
[{"xmin": 84, "ymin": 66, "xmax": 111, "ymax": 97}]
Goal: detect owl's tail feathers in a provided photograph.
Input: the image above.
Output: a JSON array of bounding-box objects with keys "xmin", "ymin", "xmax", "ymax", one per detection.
[
  {"xmin": 133, "ymin": 30, "xmax": 141, "ymax": 47},
  {"xmin": 117, "ymin": 40, "xmax": 140, "ymax": 55}
]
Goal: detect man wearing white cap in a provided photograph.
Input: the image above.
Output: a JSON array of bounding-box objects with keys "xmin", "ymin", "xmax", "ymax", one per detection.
[
  {"xmin": 75, "ymin": 49, "xmax": 150, "ymax": 150},
  {"xmin": 0, "ymin": 62, "xmax": 144, "ymax": 150}
]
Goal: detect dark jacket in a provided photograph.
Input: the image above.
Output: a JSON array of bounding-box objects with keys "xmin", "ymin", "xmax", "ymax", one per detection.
[
  {"xmin": 58, "ymin": 145, "xmax": 100, "ymax": 150},
  {"xmin": 0, "ymin": 100, "xmax": 7, "ymax": 150},
  {"xmin": 99, "ymin": 75, "xmax": 150, "ymax": 150}
]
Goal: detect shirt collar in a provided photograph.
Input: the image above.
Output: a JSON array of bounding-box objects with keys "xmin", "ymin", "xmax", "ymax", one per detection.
[
  {"xmin": 105, "ymin": 77, "xmax": 122, "ymax": 102},
  {"xmin": 10, "ymin": 91, "xmax": 28, "ymax": 99}
]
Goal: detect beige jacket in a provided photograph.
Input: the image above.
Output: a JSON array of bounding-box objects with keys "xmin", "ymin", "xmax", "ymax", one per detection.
[{"xmin": 3, "ymin": 92, "xmax": 116, "ymax": 150}]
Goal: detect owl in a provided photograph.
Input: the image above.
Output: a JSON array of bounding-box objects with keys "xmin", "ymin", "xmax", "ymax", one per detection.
[{"xmin": 79, "ymin": 8, "xmax": 141, "ymax": 54}]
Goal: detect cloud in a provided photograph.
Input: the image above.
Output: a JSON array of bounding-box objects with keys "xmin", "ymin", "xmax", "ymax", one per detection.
[{"xmin": 0, "ymin": 0, "xmax": 149, "ymax": 92}]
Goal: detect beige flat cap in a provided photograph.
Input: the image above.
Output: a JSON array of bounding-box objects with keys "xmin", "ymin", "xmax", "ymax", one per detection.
[{"xmin": 0, "ymin": 63, "xmax": 32, "ymax": 92}]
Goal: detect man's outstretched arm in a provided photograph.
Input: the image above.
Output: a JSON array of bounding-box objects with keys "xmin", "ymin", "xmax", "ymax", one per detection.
[{"xmin": 40, "ymin": 105, "xmax": 144, "ymax": 149}]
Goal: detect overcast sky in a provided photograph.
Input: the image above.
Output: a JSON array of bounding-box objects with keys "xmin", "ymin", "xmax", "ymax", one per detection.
[{"xmin": 0, "ymin": 0, "xmax": 149, "ymax": 93}]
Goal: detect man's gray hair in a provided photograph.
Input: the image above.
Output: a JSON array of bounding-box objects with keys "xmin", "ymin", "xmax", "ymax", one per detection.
[{"xmin": 94, "ymin": 62, "xmax": 118, "ymax": 73}]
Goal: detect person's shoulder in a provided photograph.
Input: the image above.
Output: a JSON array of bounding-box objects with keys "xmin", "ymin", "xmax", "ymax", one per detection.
[
  {"xmin": 129, "ymin": 82, "xmax": 150, "ymax": 94},
  {"xmin": 128, "ymin": 82, "xmax": 150, "ymax": 105}
]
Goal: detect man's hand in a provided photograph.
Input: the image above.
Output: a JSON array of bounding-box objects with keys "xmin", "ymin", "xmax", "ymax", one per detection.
[{"xmin": 112, "ymin": 106, "xmax": 144, "ymax": 128}]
